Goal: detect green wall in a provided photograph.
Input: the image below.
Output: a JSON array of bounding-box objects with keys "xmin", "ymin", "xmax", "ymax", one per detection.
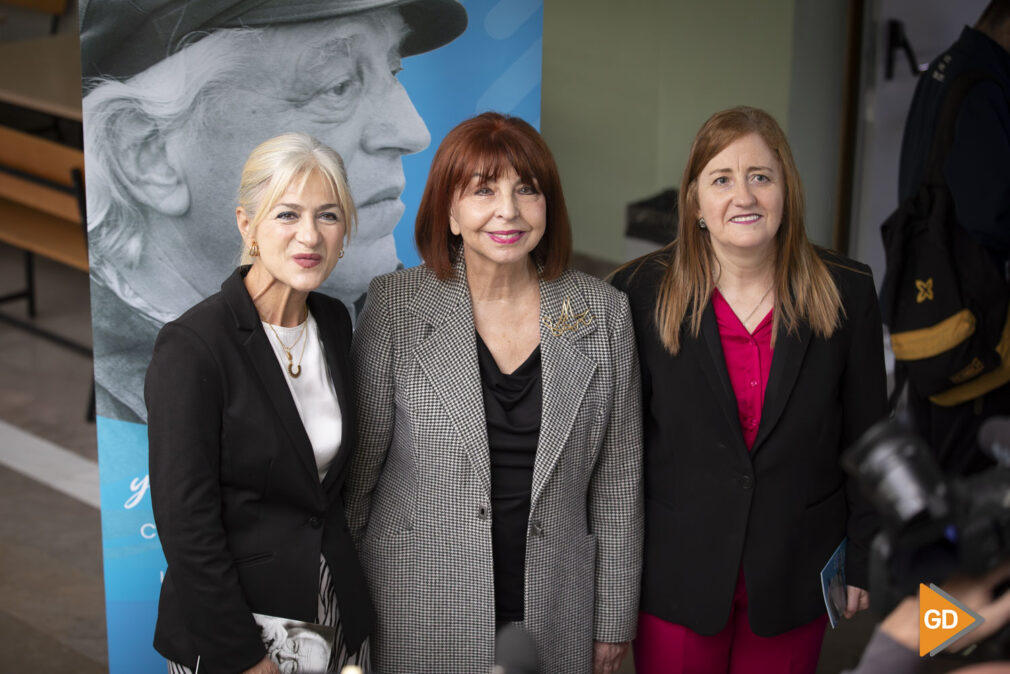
[
  {"xmin": 541, "ymin": 0, "xmax": 663, "ymax": 261},
  {"xmin": 542, "ymin": 0, "xmax": 847, "ymax": 263}
]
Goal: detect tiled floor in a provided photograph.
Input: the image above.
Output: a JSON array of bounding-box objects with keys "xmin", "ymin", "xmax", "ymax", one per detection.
[
  {"xmin": 0, "ymin": 242, "xmax": 990, "ymax": 673},
  {"xmin": 0, "ymin": 243, "xmax": 106, "ymax": 672}
]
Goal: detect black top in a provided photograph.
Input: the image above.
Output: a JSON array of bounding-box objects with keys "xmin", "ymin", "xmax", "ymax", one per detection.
[{"xmin": 475, "ymin": 332, "xmax": 542, "ymax": 623}]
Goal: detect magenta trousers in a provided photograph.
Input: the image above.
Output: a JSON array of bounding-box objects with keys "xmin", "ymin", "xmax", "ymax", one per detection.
[{"xmin": 634, "ymin": 570, "xmax": 829, "ymax": 674}]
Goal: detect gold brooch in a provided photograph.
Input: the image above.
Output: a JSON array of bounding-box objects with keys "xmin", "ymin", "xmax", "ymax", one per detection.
[
  {"xmin": 542, "ymin": 297, "xmax": 593, "ymax": 336},
  {"xmin": 915, "ymin": 278, "xmax": 934, "ymax": 303}
]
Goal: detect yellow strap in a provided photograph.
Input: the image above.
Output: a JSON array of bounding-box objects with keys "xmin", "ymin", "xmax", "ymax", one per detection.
[
  {"xmin": 929, "ymin": 308, "xmax": 1010, "ymax": 406},
  {"xmin": 890, "ymin": 309, "xmax": 976, "ymax": 360}
]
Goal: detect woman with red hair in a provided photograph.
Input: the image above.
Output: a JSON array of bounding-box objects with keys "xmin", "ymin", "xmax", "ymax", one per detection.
[{"xmin": 347, "ymin": 112, "xmax": 643, "ymax": 673}]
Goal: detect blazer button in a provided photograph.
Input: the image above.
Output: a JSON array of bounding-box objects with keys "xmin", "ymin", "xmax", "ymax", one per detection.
[
  {"xmin": 478, "ymin": 504, "xmax": 489, "ymax": 520},
  {"xmin": 530, "ymin": 520, "xmax": 543, "ymax": 537},
  {"xmin": 740, "ymin": 475, "xmax": 754, "ymax": 490},
  {"xmin": 308, "ymin": 516, "xmax": 322, "ymax": 529}
]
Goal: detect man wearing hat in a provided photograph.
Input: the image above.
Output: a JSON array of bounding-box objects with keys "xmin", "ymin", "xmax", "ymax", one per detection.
[{"xmin": 80, "ymin": 0, "xmax": 467, "ymax": 424}]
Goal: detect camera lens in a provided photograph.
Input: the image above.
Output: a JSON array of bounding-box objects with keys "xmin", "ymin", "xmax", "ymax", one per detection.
[{"xmin": 843, "ymin": 419, "xmax": 950, "ymax": 532}]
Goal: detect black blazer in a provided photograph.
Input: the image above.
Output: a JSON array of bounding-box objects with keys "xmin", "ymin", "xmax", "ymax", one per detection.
[
  {"xmin": 145, "ymin": 267, "xmax": 373, "ymax": 673},
  {"xmin": 612, "ymin": 248, "xmax": 886, "ymax": 637}
]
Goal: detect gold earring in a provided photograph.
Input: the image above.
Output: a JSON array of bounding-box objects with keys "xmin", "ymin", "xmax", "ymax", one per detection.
[
  {"xmin": 338, "ymin": 249, "xmax": 345, "ymax": 259},
  {"xmin": 249, "ymin": 241, "xmax": 260, "ymax": 257}
]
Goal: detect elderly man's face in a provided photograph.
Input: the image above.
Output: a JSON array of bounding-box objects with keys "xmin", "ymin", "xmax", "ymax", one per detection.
[
  {"xmin": 163, "ymin": 9, "xmax": 428, "ymax": 314},
  {"xmin": 275, "ymin": 628, "xmax": 331, "ymax": 673}
]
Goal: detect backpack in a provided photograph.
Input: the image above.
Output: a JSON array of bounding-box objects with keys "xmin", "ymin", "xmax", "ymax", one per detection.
[{"xmin": 879, "ymin": 72, "xmax": 1010, "ymax": 407}]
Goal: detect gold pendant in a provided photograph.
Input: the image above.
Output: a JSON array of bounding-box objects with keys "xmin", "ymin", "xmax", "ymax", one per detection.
[{"xmin": 285, "ymin": 352, "xmax": 301, "ymax": 378}]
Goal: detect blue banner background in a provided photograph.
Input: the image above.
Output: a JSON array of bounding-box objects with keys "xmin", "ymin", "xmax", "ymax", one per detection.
[{"xmin": 94, "ymin": 1, "xmax": 543, "ymax": 671}]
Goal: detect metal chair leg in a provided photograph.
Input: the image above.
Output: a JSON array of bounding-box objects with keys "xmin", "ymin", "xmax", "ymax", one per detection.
[
  {"xmin": 86, "ymin": 380, "xmax": 96, "ymax": 423},
  {"xmin": 24, "ymin": 251, "xmax": 36, "ymax": 318}
]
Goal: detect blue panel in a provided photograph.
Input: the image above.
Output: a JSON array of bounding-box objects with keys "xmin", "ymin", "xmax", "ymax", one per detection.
[
  {"xmin": 106, "ymin": 599, "xmax": 165, "ymax": 674},
  {"xmin": 91, "ymin": 2, "xmax": 543, "ymax": 671},
  {"xmin": 97, "ymin": 416, "xmax": 167, "ymax": 671},
  {"xmin": 396, "ymin": 0, "xmax": 544, "ymax": 267}
]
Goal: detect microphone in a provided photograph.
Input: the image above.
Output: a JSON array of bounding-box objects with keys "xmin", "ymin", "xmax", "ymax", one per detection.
[
  {"xmin": 492, "ymin": 624, "xmax": 539, "ymax": 674},
  {"xmin": 976, "ymin": 416, "xmax": 1010, "ymax": 467}
]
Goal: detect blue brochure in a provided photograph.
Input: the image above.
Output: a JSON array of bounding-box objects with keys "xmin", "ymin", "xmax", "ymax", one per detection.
[{"xmin": 820, "ymin": 537, "xmax": 847, "ymax": 628}]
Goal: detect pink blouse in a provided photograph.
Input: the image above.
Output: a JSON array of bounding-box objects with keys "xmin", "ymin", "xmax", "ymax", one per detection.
[{"xmin": 712, "ymin": 290, "xmax": 774, "ymax": 451}]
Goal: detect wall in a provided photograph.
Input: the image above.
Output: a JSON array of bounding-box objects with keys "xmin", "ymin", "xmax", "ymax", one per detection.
[
  {"xmin": 540, "ymin": 0, "xmax": 663, "ymax": 260},
  {"xmin": 787, "ymin": 0, "xmax": 849, "ymax": 247},
  {"xmin": 542, "ymin": 0, "xmax": 802, "ymax": 264}
]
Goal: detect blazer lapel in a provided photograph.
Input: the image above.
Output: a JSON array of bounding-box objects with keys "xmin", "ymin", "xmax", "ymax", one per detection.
[
  {"xmin": 412, "ymin": 257, "xmax": 493, "ymax": 496},
  {"xmin": 309, "ymin": 293, "xmax": 353, "ymax": 494},
  {"xmin": 696, "ymin": 303, "xmax": 748, "ymax": 453},
  {"xmin": 750, "ymin": 319, "xmax": 812, "ymax": 456},
  {"xmin": 531, "ymin": 272, "xmax": 598, "ymax": 510},
  {"xmin": 222, "ymin": 269, "xmax": 321, "ymax": 485}
]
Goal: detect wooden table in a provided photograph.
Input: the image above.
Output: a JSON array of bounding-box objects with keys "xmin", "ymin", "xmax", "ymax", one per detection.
[{"xmin": 0, "ymin": 32, "xmax": 81, "ymax": 122}]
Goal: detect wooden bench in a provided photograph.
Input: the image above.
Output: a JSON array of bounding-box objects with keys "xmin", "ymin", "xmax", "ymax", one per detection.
[
  {"xmin": 0, "ymin": 123, "xmax": 89, "ymax": 356},
  {"xmin": 0, "ymin": 0, "xmax": 69, "ymax": 34}
]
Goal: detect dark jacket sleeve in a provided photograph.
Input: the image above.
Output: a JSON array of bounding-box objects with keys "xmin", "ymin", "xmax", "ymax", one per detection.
[
  {"xmin": 146, "ymin": 322, "xmax": 265, "ymax": 673},
  {"xmin": 946, "ymin": 81, "xmax": 1010, "ymax": 257},
  {"xmin": 840, "ymin": 269, "xmax": 889, "ymax": 588},
  {"xmin": 842, "ymin": 628, "xmax": 923, "ymax": 674}
]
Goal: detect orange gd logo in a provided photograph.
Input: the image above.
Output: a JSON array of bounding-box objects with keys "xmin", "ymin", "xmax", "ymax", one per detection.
[{"xmin": 919, "ymin": 583, "xmax": 985, "ymax": 656}]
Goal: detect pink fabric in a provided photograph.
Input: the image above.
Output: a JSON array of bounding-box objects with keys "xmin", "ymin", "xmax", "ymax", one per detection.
[
  {"xmin": 711, "ymin": 290, "xmax": 773, "ymax": 450},
  {"xmin": 634, "ymin": 571, "xmax": 829, "ymax": 674}
]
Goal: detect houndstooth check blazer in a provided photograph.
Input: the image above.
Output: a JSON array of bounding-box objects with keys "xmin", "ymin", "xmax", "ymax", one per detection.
[{"xmin": 347, "ymin": 255, "xmax": 643, "ymax": 673}]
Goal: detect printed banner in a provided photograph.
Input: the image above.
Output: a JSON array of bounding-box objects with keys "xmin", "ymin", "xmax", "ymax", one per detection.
[{"xmin": 80, "ymin": 1, "xmax": 543, "ymax": 670}]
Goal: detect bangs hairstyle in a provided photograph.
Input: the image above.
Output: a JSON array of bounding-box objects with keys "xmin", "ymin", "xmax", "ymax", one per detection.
[
  {"xmin": 415, "ymin": 112, "xmax": 572, "ymax": 280},
  {"xmin": 653, "ymin": 106, "xmax": 843, "ymax": 354},
  {"xmin": 237, "ymin": 132, "xmax": 356, "ymax": 265}
]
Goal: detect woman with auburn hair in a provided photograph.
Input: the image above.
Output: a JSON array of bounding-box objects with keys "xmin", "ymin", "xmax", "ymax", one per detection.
[
  {"xmin": 347, "ymin": 112, "xmax": 643, "ymax": 674},
  {"xmin": 612, "ymin": 106, "xmax": 886, "ymax": 673}
]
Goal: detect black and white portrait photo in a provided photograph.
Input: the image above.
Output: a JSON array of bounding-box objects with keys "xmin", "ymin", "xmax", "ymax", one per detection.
[
  {"xmin": 253, "ymin": 614, "xmax": 335, "ymax": 674},
  {"xmin": 85, "ymin": 4, "xmax": 546, "ymax": 669},
  {"xmin": 80, "ymin": 0, "xmax": 468, "ymax": 423}
]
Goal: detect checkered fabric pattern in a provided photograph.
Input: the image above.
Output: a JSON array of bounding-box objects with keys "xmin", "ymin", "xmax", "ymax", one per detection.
[{"xmin": 347, "ymin": 256, "xmax": 643, "ymax": 673}]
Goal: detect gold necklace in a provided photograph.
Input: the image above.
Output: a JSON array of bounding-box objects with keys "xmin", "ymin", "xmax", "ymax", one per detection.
[
  {"xmin": 739, "ymin": 285, "xmax": 774, "ymax": 326},
  {"xmin": 266, "ymin": 309, "xmax": 308, "ymax": 378},
  {"xmin": 720, "ymin": 284, "xmax": 774, "ymax": 327}
]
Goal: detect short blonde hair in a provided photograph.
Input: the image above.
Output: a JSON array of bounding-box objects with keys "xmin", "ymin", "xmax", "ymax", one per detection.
[{"xmin": 237, "ymin": 132, "xmax": 356, "ymax": 264}]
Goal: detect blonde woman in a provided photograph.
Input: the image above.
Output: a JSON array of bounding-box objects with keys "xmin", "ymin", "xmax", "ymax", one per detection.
[
  {"xmin": 146, "ymin": 133, "xmax": 373, "ymax": 673},
  {"xmin": 612, "ymin": 107, "xmax": 886, "ymax": 673}
]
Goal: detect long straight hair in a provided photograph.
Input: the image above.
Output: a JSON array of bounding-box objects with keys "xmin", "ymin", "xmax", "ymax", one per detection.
[{"xmin": 655, "ymin": 106, "xmax": 843, "ymax": 354}]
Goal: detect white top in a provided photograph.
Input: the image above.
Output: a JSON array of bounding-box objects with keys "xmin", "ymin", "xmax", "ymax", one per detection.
[{"xmin": 262, "ymin": 311, "xmax": 342, "ymax": 482}]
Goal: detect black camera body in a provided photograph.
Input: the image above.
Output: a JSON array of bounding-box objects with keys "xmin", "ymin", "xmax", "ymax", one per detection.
[{"xmin": 842, "ymin": 418, "xmax": 1010, "ymax": 615}]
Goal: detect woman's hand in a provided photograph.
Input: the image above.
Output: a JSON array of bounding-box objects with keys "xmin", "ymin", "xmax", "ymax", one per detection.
[
  {"xmin": 593, "ymin": 640, "xmax": 630, "ymax": 674},
  {"xmin": 242, "ymin": 655, "xmax": 281, "ymax": 674},
  {"xmin": 844, "ymin": 585, "xmax": 870, "ymax": 618}
]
